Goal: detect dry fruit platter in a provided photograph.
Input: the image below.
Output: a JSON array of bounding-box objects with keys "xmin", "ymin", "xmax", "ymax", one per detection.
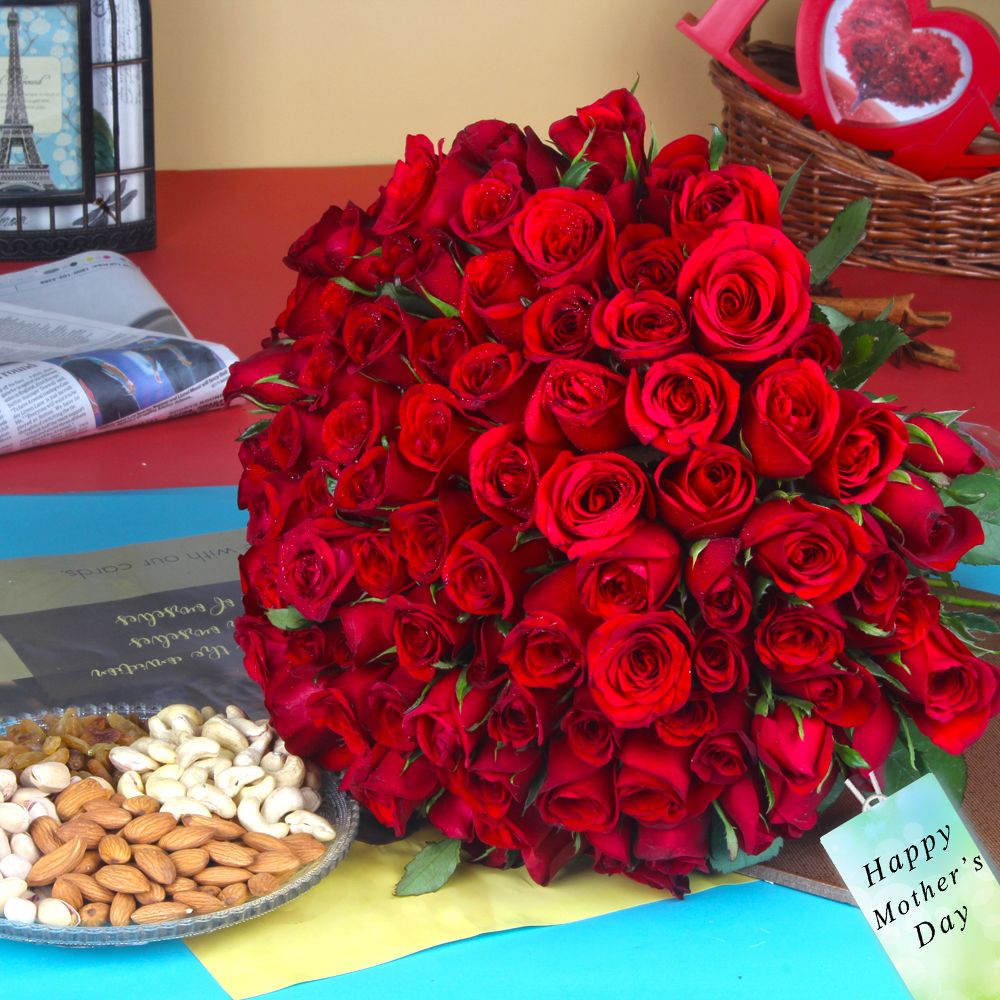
[{"xmin": 0, "ymin": 702, "xmax": 359, "ymax": 946}]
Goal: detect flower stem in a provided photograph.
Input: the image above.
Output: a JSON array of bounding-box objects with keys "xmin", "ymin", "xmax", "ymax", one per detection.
[{"xmin": 939, "ymin": 594, "xmax": 1000, "ymax": 611}]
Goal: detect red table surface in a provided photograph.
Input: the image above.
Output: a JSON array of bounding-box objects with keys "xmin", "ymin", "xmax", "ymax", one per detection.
[{"xmin": 1, "ymin": 167, "xmax": 999, "ymax": 494}]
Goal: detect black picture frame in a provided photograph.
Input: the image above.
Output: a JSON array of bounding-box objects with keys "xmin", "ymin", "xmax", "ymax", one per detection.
[{"xmin": 0, "ymin": 0, "xmax": 95, "ymax": 208}]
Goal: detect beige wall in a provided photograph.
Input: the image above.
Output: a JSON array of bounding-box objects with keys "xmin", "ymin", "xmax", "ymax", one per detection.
[{"xmin": 149, "ymin": 0, "xmax": 998, "ymax": 170}]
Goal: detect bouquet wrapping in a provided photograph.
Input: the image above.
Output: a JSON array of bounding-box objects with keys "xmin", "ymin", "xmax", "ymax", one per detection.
[{"xmin": 226, "ymin": 88, "xmax": 1000, "ymax": 895}]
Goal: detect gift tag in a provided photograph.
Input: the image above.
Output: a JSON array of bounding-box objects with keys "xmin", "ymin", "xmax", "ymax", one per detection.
[{"xmin": 821, "ymin": 772, "xmax": 1000, "ymax": 999}]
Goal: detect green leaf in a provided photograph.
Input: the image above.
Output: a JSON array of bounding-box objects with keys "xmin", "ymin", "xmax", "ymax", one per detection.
[
  {"xmin": 93, "ymin": 110, "xmax": 116, "ymax": 173},
  {"xmin": 688, "ymin": 538, "xmax": 710, "ymax": 567},
  {"xmin": 455, "ymin": 667, "xmax": 470, "ymax": 708},
  {"xmin": 560, "ymin": 157, "xmax": 596, "ymax": 190},
  {"xmin": 840, "ymin": 502, "xmax": 864, "ymax": 525},
  {"xmin": 944, "ymin": 469, "xmax": 1000, "ymax": 565},
  {"xmin": 845, "ymin": 616, "xmax": 893, "ymax": 638},
  {"xmin": 887, "ymin": 469, "xmax": 914, "ymax": 486},
  {"xmin": 394, "ymin": 838, "xmax": 463, "ymax": 896},
  {"xmin": 709, "ymin": 804, "xmax": 784, "ymax": 872},
  {"xmin": 331, "ymin": 275, "xmax": 377, "ymax": 297},
  {"xmin": 629, "ymin": 72, "xmax": 641, "ymax": 95},
  {"xmin": 812, "ymin": 302, "xmax": 854, "ymax": 335},
  {"xmin": 945, "ymin": 611, "xmax": 1000, "ymax": 635},
  {"xmin": 253, "ymin": 374, "xmax": 299, "ymax": 389},
  {"xmin": 834, "ymin": 743, "xmax": 871, "ymax": 770},
  {"xmin": 831, "ymin": 319, "xmax": 910, "ymax": 390},
  {"xmin": 883, "ymin": 721, "xmax": 967, "ymax": 802},
  {"xmin": 236, "ymin": 418, "xmax": 271, "ymax": 442},
  {"xmin": 906, "ymin": 422, "xmax": 943, "ymax": 463},
  {"xmin": 779, "ymin": 157, "xmax": 811, "ymax": 214},
  {"xmin": 623, "ymin": 133, "xmax": 640, "ymax": 183},
  {"xmin": 708, "ymin": 125, "xmax": 725, "ymax": 170},
  {"xmin": 496, "ymin": 619, "xmax": 515, "ymax": 637},
  {"xmin": 418, "ymin": 284, "xmax": 461, "ymax": 319},
  {"xmin": 647, "ymin": 125, "xmax": 660, "ymax": 162},
  {"xmin": 919, "ymin": 409, "xmax": 967, "ymax": 428},
  {"xmin": 264, "ymin": 607, "xmax": 311, "ymax": 631},
  {"xmin": 807, "ymin": 197, "xmax": 872, "ymax": 286},
  {"xmin": 378, "ymin": 278, "xmax": 440, "ymax": 319}
]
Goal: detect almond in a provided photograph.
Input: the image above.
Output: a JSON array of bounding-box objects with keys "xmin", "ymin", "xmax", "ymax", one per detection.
[
  {"xmin": 94, "ymin": 864, "xmax": 151, "ymax": 894},
  {"xmin": 247, "ymin": 872, "xmax": 281, "ymax": 896},
  {"xmin": 186, "ymin": 815, "xmax": 244, "ymax": 840},
  {"xmin": 79, "ymin": 901, "xmax": 110, "ymax": 927},
  {"xmin": 158, "ymin": 825, "xmax": 214, "ymax": 851},
  {"xmin": 74, "ymin": 850, "xmax": 101, "ymax": 875},
  {"xmin": 219, "ymin": 882, "xmax": 250, "ymax": 907},
  {"xmin": 98, "ymin": 834, "xmax": 132, "ymax": 865},
  {"xmin": 109, "ymin": 892, "xmax": 136, "ymax": 927},
  {"xmin": 170, "ymin": 848, "xmax": 210, "ymax": 877},
  {"xmin": 283, "ymin": 834, "xmax": 327, "ymax": 864},
  {"xmin": 197, "ymin": 884, "xmax": 221, "ymax": 897},
  {"xmin": 248, "ymin": 850, "xmax": 300, "ymax": 875},
  {"xmin": 122, "ymin": 812, "xmax": 177, "ymax": 844},
  {"xmin": 51, "ymin": 876, "xmax": 84, "ymax": 910},
  {"xmin": 206, "ymin": 841, "xmax": 257, "ymax": 868},
  {"xmin": 26, "ymin": 836, "xmax": 87, "ymax": 886},
  {"xmin": 193, "ymin": 865, "xmax": 252, "ymax": 886},
  {"xmin": 131, "ymin": 902, "xmax": 193, "ymax": 924},
  {"xmin": 29, "ymin": 815, "xmax": 62, "ymax": 854},
  {"xmin": 55, "ymin": 778, "xmax": 112, "ymax": 820},
  {"xmin": 132, "ymin": 844, "xmax": 176, "ymax": 885},
  {"xmin": 166, "ymin": 876, "xmax": 197, "ymax": 895},
  {"xmin": 62, "ymin": 872, "xmax": 113, "ymax": 903},
  {"xmin": 109, "ymin": 793, "xmax": 126, "ymax": 806},
  {"xmin": 122, "ymin": 795, "xmax": 161, "ymax": 816},
  {"xmin": 241, "ymin": 831, "xmax": 288, "ymax": 853},
  {"xmin": 57, "ymin": 818, "xmax": 106, "ymax": 849},
  {"xmin": 172, "ymin": 889, "xmax": 226, "ymax": 914},
  {"xmin": 82, "ymin": 801, "xmax": 132, "ymax": 831},
  {"xmin": 135, "ymin": 882, "xmax": 167, "ymax": 905}
]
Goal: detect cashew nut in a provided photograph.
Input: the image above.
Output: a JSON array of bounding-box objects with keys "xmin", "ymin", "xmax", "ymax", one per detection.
[
  {"xmin": 180, "ymin": 765, "xmax": 211, "ymax": 790},
  {"xmin": 170, "ymin": 715, "xmax": 198, "ymax": 740},
  {"xmin": 144, "ymin": 739, "xmax": 178, "ymax": 764},
  {"xmin": 160, "ymin": 797, "xmax": 212, "ymax": 820},
  {"xmin": 188, "ymin": 783, "xmax": 237, "ymax": 819},
  {"xmin": 260, "ymin": 751, "xmax": 284, "ymax": 774},
  {"xmin": 224, "ymin": 705, "xmax": 248, "ymax": 720},
  {"xmin": 215, "ymin": 765, "xmax": 265, "ymax": 798},
  {"xmin": 202, "ymin": 718, "xmax": 249, "ymax": 754},
  {"xmin": 285, "ymin": 809, "xmax": 336, "ymax": 842},
  {"xmin": 236, "ymin": 774, "xmax": 276, "ymax": 804},
  {"xmin": 300, "ymin": 788, "xmax": 322, "ymax": 812},
  {"xmin": 144, "ymin": 776, "xmax": 187, "ymax": 803},
  {"xmin": 155, "ymin": 704, "xmax": 204, "ymax": 729},
  {"xmin": 272, "ymin": 755, "xmax": 306, "ymax": 789},
  {"xmin": 108, "ymin": 746, "xmax": 158, "ymax": 773},
  {"xmin": 236, "ymin": 798, "xmax": 289, "ymax": 838},
  {"xmin": 234, "ymin": 732, "xmax": 272, "ymax": 767},
  {"xmin": 175, "ymin": 737, "xmax": 221, "ymax": 770},
  {"xmin": 147, "ymin": 717, "xmax": 177, "ymax": 743},
  {"xmin": 261, "ymin": 786, "xmax": 306, "ymax": 824}
]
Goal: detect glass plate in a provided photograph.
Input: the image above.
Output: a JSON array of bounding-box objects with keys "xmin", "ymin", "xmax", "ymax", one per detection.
[{"xmin": 0, "ymin": 702, "xmax": 359, "ymax": 947}]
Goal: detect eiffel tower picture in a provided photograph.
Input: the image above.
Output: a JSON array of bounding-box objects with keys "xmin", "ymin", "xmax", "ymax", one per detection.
[{"xmin": 0, "ymin": 8, "xmax": 57, "ymax": 192}]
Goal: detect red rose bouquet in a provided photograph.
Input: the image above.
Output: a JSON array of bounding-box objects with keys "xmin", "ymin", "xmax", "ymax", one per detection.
[{"xmin": 226, "ymin": 88, "xmax": 1000, "ymax": 896}]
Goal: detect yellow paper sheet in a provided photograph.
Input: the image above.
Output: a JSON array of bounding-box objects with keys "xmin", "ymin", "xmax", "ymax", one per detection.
[{"xmin": 186, "ymin": 828, "xmax": 750, "ymax": 999}]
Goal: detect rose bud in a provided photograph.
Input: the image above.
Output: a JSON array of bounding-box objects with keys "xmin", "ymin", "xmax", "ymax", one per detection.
[
  {"xmin": 561, "ymin": 689, "xmax": 623, "ymax": 766},
  {"xmin": 396, "ymin": 384, "xmax": 480, "ymax": 482},
  {"xmin": 389, "ymin": 489, "xmax": 481, "ymax": 583},
  {"xmin": 609, "ymin": 223, "xmax": 686, "ymax": 295},
  {"xmin": 640, "ymin": 133, "xmax": 709, "ymax": 228},
  {"xmin": 404, "ymin": 668, "xmax": 494, "ymax": 770},
  {"xmin": 873, "ymin": 474, "xmax": 984, "ymax": 571},
  {"xmin": 276, "ymin": 521, "xmax": 359, "ymax": 622},
  {"xmin": 905, "ymin": 416, "xmax": 985, "ymax": 478},
  {"xmin": 406, "ymin": 315, "xmax": 481, "ymax": 384},
  {"xmin": 459, "ymin": 249, "xmax": 538, "ymax": 345},
  {"xmin": 654, "ymin": 444, "xmax": 757, "ymax": 540},
  {"xmin": 775, "ymin": 659, "xmax": 878, "ymax": 729},
  {"xmin": 591, "ymin": 289, "xmax": 691, "ymax": 366},
  {"xmin": 387, "ymin": 587, "xmax": 472, "ymax": 681},
  {"xmin": 536, "ymin": 739, "xmax": 619, "ymax": 833},
  {"xmin": 625, "ymin": 353, "xmax": 739, "ymax": 458},
  {"xmin": 453, "ymin": 743, "xmax": 543, "ymax": 819},
  {"xmin": 753, "ymin": 703, "xmax": 834, "ymax": 796},
  {"xmin": 341, "ymin": 297, "xmax": 417, "ymax": 386},
  {"xmin": 693, "ymin": 630, "xmax": 750, "ymax": 694},
  {"xmin": 371, "ymin": 134, "xmax": 439, "ymax": 235},
  {"xmin": 633, "ymin": 813, "xmax": 711, "ymax": 877},
  {"xmin": 224, "ymin": 345, "xmax": 309, "ymax": 407},
  {"xmin": 780, "ymin": 321, "xmax": 843, "ymax": 371},
  {"xmin": 449, "ymin": 342, "xmax": 539, "ymax": 424},
  {"xmin": 654, "ymin": 690, "xmax": 718, "ymax": 747},
  {"xmin": 501, "ymin": 613, "xmax": 587, "ymax": 691},
  {"xmin": 239, "ymin": 464, "xmax": 302, "ymax": 546},
  {"xmin": 719, "ymin": 777, "xmax": 776, "ymax": 856},
  {"xmin": 809, "ymin": 390, "xmax": 909, "ymax": 505},
  {"xmin": 284, "ymin": 202, "xmax": 372, "ymax": 278},
  {"xmin": 450, "ymin": 160, "xmax": 528, "ymax": 250},
  {"xmin": 488, "ymin": 683, "xmax": 560, "ymax": 749},
  {"xmin": 522, "ymin": 285, "xmax": 597, "ymax": 362},
  {"xmin": 742, "ymin": 358, "xmax": 840, "ymax": 479},
  {"xmin": 684, "ymin": 537, "xmax": 752, "ymax": 634},
  {"xmin": 279, "ymin": 275, "xmax": 355, "ymax": 342}
]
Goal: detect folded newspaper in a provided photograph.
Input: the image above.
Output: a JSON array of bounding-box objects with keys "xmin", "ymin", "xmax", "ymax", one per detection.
[{"xmin": 0, "ymin": 252, "xmax": 237, "ymax": 455}]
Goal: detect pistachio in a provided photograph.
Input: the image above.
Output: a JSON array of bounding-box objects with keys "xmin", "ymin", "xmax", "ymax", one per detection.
[
  {"xmin": 3, "ymin": 895, "xmax": 36, "ymax": 924},
  {"xmin": 0, "ymin": 769, "xmax": 17, "ymax": 801},
  {"xmin": 0, "ymin": 876, "xmax": 28, "ymax": 906},
  {"xmin": 21, "ymin": 761, "xmax": 72, "ymax": 793},
  {"xmin": 0, "ymin": 802, "xmax": 30, "ymax": 835},
  {"xmin": 37, "ymin": 897, "xmax": 80, "ymax": 927}
]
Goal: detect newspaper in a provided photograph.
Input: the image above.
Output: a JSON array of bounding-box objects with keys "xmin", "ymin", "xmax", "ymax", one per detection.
[{"xmin": 0, "ymin": 253, "xmax": 236, "ymax": 455}]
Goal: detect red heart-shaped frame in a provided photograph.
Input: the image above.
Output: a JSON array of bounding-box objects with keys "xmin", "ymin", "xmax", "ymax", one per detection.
[{"xmin": 679, "ymin": 0, "xmax": 1000, "ymax": 179}]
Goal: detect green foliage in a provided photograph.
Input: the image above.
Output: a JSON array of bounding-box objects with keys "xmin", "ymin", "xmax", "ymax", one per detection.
[
  {"xmin": 93, "ymin": 110, "xmax": 115, "ymax": 173},
  {"xmin": 708, "ymin": 803, "xmax": 784, "ymax": 872},
  {"xmin": 807, "ymin": 198, "xmax": 872, "ymax": 286},
  {"xmin": 264, "ymin": 606, "xmax": 311, "ymax": 631},
  {"xmin": 945, "ymin": 469, "xmax": 1000, "ymax": 565},
  {"xmin": 394, "ymin": 838, "xmax": 463, "ymax": 896},
  {"xmin": 883, "ymin": 717, "xmax": 968, "ymax": 802},
  {"xmin": 830, "ymin": 320, "xmax": 910, "ymax": 390},
  {"xmin": 778, "ymin": 157, "xmax": 810, "ymax": 214}
]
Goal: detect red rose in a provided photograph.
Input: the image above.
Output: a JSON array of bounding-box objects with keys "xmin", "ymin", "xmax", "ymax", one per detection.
[
  {"xmin": 396, "ymin": 384, "xmax": 478, "ymax": 480},
  {"xmin": 405, "ymin": 669, "xmax": 493, "ymax": 770},
  {"xmin": 684, "ymin": 537, "xmax": 752, "ymax": 634},
  {"xmin": 873, "ymin": 475, "xmax": 984, "ymax": 571},
  {"xmin": 742, "ymin": 359, "xmax": 840, "ymax": 479},
  {"xmin": 525, "ymin": 359, "xmax": 630, "ymax": 452},
  {"xmin": 754, "ymin": 602, "xmax": 846, "ymax": 674},
  {"xmin": 575, "ymin": 524, "xmax": 681, "ymax": 619},
  {"xmin": 239, "ymin": 465, "xmax": 301, "ymax": 546},
  {"xmin": 448, "ymin": 342, "xmax": 538, "ymax": 424},
  {"xmin": 443, "ymin": 522, "xmax": 546, "ymax": 618},
  {"xmin": 277, "ymin": 522, "xmax": 358, "ymax": 621},
  {"xmin": 511, "ymin": 188, "xmax": 614, "ymax": 288},
  {"xmin": 641, "ymin": 134, "xmax": 709, "ymax": 228},
  {"xmin": 586, "ymin": 611, "xmax": 694, "ymax": 727},
  {"xmin": 522, "ymin": 285, "xmax": 597, "ymax": 362},
  {"xmin": 590, "ymin": 290, "xmax": 690, "ymax": 365},
  {"xmin": 810, "ymin": 391, "xmax": 909, "ymax": 504},
  {"xmin": 654, "ymin": 690, "xmax": 718, "ymax": 746},
  {"xmin": 387, "ymin": 588, "xmax": 471, "ymax": 681},
  {"xmin": 775, "ymin": 659, "xmax": 878, "ymax": 729},
  {"xmin": 691, "ymin": 731, "xmax": 751, "ymax": 787},
  {"xmin": 453, "ymin": 743, "xmax": 542, "ymax": 819},
  {"xmin": 536, "ymin": 739, "xmax": 619, "ymax": 833},
  {"xmin": 847, "ymin": 577, "xmax": 938, "ymax": 654},
  {"xmin": 549, "ymin": 88, "xmax": 646, "ymax": 187},
  {"xmin": 459, "ymin": 250, "xmax": 538, "ymax": 345},
  {"xmin": 487, "ymin": 683, "xmax": 559, "ymax": 748},
  {"xmin": 345, "ymin": 746, "xmax": 438, "ymax": 836},
  {"xmin": 309, "ymin": 665, "xmax": 386, "ymax": 758},
  {"xmin": 407, "ymin": 316, "xmax": 481, "ymax": 384},
  {"xmin": 332, "ymin": 446, "xmax": 389, "ymax": 512},
  {"xmin": 263, "ymin": 668, "xmax": 341, "ymax": 759},
  {"xmin": 719, "ymin": 777, "xmax": 776, "ymax": 856},
  {"xmin": 561, "ymin": 690, "xmax": 622, "ymax": 765},
  {"xmin": 654, "ymin": 444, "xmax": 757, "ymax": 540},
  {"xmin": 224, "ymin": 344, "xmax": 310, "ymax": 407},
  {"xmin": 843, "ymin": 547, "xmax": 908, "ymax": 624},
  {"xmin": 451, "ymin": 160, "xmax": 527, "ymax": 249},
  {"xmin": 633, "ymin": 814, "xmax": 710, "ymax": 876},
  {"xmin": 670, "ymin": 164, "xmax": 781, "ymax": 249},
  {"xmin": 609, "ymin": 223, "xmax": 686, "ymax": 294},
  {"xmin": 278, "ymin": 276, "xmax": 356, "ymax": 343},
  {"xmin": 693, "ymin": 630, "xmax": 750, "ymax": 693},
  {"xmin": 368, "ymin": 668, "xmax": 426, "ymax": 752},
  {"xmin": 388, "ymin": 490, "xmax": 479, "ymax": 584},
  {"xmin": 625, "ymin": 353, "xmax": 739, "ymax": 457},
  {"xmin": 265, "ymin": 406, "xmax": 325, "ymax": 473},
  {"xmin": 851, "ymin": 695, "xmax": 900, "ymax": 773},
  {"xmin": 781, "ymin": 321, "xmax": 843, "ymax": 371},
  {"xmin": 351, "ymin": 530, "xmax": 408, "ymax": 599},
  {"xmin": 284, "ymin": 202, "xmax": 372, "ymax": 278},
  {"xmin": 321, "ymin": 398, "xmax": 376, "ymax": 469},
  {"xmin": 742, "ymin": 498, "xmax": 872, "ymax": 604},
  {"xmin": 342, "ymin": 297, "xmax": 415, "ymax": 385},
  {"xmin": 535, "ymin": 451, "xmax": 651, "ymax": 558},
  {"xmin": 677, "ymin": 222, "xmax": 810, "ymax": 364},
  {"xmin": 239, "ymin": 544, "xmax": 283, "ymax": 615},
  {"xmin": 905, "ymin": 416, "xmax": 985, "ymax": 478},
  {"xmin": 753, "ymin": 703, "xmax": 834, "ymax": 796},
  {"xmin": 882, "ymin": 625, "xmax": 1000, "ymax": 754},
  {"xmin": 371, "ymin": 134, "xmax": 440, "ymax": 235},
  {"xmin": 500, "ymin": 612, "xmax": 587, "ymax": 690}
]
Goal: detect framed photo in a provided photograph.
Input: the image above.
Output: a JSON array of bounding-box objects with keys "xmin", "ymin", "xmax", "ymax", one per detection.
[{"xmin": 0, "ymin": 0, "xmax": 94, "ymax": 207}]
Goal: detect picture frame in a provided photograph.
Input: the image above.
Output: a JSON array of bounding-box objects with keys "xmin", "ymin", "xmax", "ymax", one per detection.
[
  {"xmin": 0, "ymin": 0, "xmax": 155, "ymax": 260},
  {"xmin": 0, "ymin": 0, "xmax": 94, "ymax": 207}
]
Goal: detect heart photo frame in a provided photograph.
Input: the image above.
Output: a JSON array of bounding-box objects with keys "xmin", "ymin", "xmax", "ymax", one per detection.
[{"xmin": 678, "ymin": 0, "xmax": 1000, "ymax": 179}]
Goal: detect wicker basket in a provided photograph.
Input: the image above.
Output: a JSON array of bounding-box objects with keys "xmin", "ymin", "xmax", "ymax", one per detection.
[{"xmin": 709, "ymin": 43, "xmax": 1000, "ymax": 279}]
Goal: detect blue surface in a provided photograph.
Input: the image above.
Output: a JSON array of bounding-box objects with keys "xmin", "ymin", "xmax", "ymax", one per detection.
[{"xmin": 7, "ymin": 487, "xmax": 995, "ymax": 999}]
